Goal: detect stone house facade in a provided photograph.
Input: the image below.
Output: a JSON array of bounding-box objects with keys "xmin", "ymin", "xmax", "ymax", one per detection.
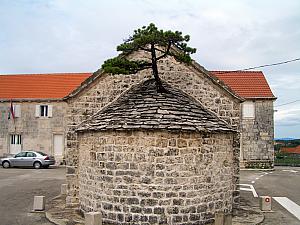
[
  {"xmin": 63, "ymin": 53, "xmax": 243, "ymax": 207},
  {"xmin": 0, "ymin": 73, "xmax": 90, "ymax": 163},
  {"xmin": 76, "ymin": 79, "xmax": 239, "ymax": 224},
  {"xmin": 212, "ymin": 71, "xmax": 276, "ymax": 168},
  {"xmin": 0, "ymin": 51, "xmax": 276, "ymax": 215},
  {"xmin": 0, "ymin": 101, "xmax": 66, "ymax": 161},
  {"xmin": 0, "ymin": 68, "xmax": 275, "ymax": 170}
]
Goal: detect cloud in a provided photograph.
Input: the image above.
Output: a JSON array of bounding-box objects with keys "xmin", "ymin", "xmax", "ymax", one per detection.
[{"xmin": 0, "ymin": 0, "xmax": 300, "ymax": 137}]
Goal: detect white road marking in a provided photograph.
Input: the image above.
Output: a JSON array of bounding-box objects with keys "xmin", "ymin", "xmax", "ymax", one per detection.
[
  {"xmin": 282, "ymin": 169, "xmax": 298, "ymax": 173},
  {"xmin": 256, "ymin": 177, "xmax": 260, "ymax": 180},
  {"xmin": 251, "ymin": 180, "xmax": 255, "ymax": 184},
  {"xmin": 273, "ymin": 197, "xmax": 300, "ymax": 220},
  {"xmin": 239, "ymin": 184, "xmax": 258, "ymax": 197}
]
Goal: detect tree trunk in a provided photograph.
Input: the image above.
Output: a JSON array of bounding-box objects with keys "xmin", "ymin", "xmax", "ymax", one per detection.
[{"xmin": 150, "ymin": 43, "xmax": 166, "ymax": 92}]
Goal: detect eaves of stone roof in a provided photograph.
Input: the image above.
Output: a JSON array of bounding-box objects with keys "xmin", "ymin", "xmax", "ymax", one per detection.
[{"xmin": 77, "ymin": 79, "xmax": 236, "ymax": 133}]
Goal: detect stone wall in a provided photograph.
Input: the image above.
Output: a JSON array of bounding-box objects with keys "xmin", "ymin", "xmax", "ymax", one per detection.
[
  {"xmin": 240, "ymin": 100, "xmax": 274, "ymax": 169},
  {"xmin": 65, "ymin": 54, "xmax": 241, "ymax": 205},
  {"xmin": 0, "ymin": 101, "xmax": 66, "ymax": 160},
  {"xmin": 78, "ymin": 130, "xmax": 236, "ymax": 225}
]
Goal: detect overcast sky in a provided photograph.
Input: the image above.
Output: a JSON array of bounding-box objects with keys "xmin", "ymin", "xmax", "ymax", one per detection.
[{"xmin": 1, "ymin": 0, "xmax": 299, "ymax": 138}]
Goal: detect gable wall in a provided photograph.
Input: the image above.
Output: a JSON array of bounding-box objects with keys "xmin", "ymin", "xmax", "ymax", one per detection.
[
  {"xmin": 241, "ymin": 100, "xmax": 274, "ymax": 168},
  {"xmin": 65, "ymin": 52, "xmax": 240, "ymax": 205}
]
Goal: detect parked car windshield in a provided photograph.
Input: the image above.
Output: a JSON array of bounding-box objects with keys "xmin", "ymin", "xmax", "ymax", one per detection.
[{"xmin": 37, "ymin": 151, "xmax": 47, "ymax": 156}]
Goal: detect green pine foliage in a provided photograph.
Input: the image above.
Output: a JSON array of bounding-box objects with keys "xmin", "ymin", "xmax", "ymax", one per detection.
[
  {"xmin": 102, "ymin": 58, "xmax": 150, "ymax": 75},
  {"xmin": 102, "ymin": 23, "xmax": 196, "ymax": 91}
]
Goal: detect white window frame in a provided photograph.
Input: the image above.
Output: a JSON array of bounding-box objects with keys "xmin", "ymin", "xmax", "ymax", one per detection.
[
  {"xmin": 35, "ymin": 105, "xmax": 52, "ymax": 118},
  {"xmin": 14, "ymin": 105, "xmax": 21, "ymax": 118},
  {"xmin": 242, "ymin": 101, "xmax": 255, "ymax": 119}
]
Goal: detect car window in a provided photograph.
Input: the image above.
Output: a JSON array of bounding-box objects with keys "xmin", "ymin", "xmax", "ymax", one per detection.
[
  {"xmin": 26, "ymin": 152, "xmax": 36, "ymax": 157},
  {"xmin": 15, "ymin": 152, "xmax": 27, "ymax": 157},
  {"xmin": 37, "ymin": 151, "xmax": 47, "ymax": 156}
]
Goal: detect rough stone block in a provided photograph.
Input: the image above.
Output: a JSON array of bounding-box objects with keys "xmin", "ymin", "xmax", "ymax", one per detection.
[
  {"xmin": 33, "ymin": 195, "xmax": 45, "ymax": 211},
  {"xmin": 224, "ymin": 214, "xmax": 232, "ymax": 225},
  {"xmin": 214, "ymin": 212, "xmax": 224, "ymax": 225},
  {"xmin": 61, "ymin": 184, "xmax": 67, "ymax": 195},
  {"xmin": 85, "ymin": 212, "xmax": 102, "ymax": 225}
]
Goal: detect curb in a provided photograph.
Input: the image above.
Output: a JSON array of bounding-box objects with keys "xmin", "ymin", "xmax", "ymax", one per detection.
[
  {"xmin": 232, "ymin": 207, "xmax": 264, "ymax": 225},
  {"xmin": 240, "ymin": 168, "xmax": 275, "ymax": 171},
  {"xmin": 45, "ymin": 195, "xmax": 84, "ymax": 225},
  {"xmin": 45, "ymin": 211, "xmax": 68, "ymax": 225}
]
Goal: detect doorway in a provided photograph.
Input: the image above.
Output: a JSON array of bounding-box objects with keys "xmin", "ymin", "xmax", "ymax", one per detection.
[{"xmin": 53, "ymin": 134, "xmax": 64, "ymax": 157}]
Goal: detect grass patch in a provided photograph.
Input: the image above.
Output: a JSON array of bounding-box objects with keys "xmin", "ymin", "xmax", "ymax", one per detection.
[{"xmin": 275, "ymin": 152, "xmax": 300, "ymax": 166}]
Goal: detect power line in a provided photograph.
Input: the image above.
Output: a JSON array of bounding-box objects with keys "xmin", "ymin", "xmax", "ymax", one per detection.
[
  {"xmin": 242, "ymin": 58, "xmax": 300, "ymax": 71},
  {"xmin": 213, "ymin": 57, "xmax": 300, "ymax": 74},
  {"xmin": 275, "ymin": 99, "xmax": 300, "ymax": 108}
]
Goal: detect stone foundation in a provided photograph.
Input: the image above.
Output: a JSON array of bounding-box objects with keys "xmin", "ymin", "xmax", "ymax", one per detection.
[{"xmin": 243, "ymin": 160, "xmax": 274, "ymax": 169}]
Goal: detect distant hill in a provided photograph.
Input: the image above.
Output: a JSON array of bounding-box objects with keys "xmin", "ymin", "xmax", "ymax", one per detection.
[{"xmin": 274, "ymin": 138, "xmax": 297, "ymax": 141}]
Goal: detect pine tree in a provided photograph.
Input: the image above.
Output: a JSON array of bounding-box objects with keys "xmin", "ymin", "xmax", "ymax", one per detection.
[{"xmin": 102, "ymin": 23, "xmax": 196, "ymax": 92}]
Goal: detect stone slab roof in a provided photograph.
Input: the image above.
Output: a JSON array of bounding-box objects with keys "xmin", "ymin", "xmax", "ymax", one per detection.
[{"xmin": 77, "ymin": 79, "xmax": 235, "ymax": 133}]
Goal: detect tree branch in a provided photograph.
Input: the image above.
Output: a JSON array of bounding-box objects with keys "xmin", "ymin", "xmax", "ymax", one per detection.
[
  {"xmin": 156, "ymin": 41, "xmax": 172, "ymax": 61},
  {"xmin": 135, "ymin": 66, "xmax": 152, "ymax": 72}
]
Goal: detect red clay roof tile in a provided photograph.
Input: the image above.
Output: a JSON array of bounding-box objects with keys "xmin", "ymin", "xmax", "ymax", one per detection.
[
  {"xmin": 211, "ymin": 71, "xmax": 275, "ymax": 99},
  {"xmin": 0, "ymin": 73, "xmax": 92, "ymax": 100},
  {"xmin": 0, "ymin": 70, "xmax": 275, "ymax": 100},
  {"xmin": 281, "ymin": 146, "xmax": 300, "ymax": 154}
]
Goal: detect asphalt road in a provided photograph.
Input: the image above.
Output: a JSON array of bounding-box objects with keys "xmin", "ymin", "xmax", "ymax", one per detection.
[
  {"xmin": 1, "ymin": 165, "xmax": 299, "ymax": 225},
  {"xmin": 240, "ymin": 166, "xmax": 300, "ymax": 225},
  {"xmin": 0, "ymin": 166, "xmax": 65, "ymax": 225}
]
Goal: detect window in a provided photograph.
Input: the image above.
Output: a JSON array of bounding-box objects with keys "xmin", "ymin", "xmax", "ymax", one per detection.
[
  {"xmin": 26, "ymin": 152, "xmax": 36, "ymax": 157},
  {"xmin": 10, "ymin": 134, "xmax": 22, "ymax": 154},
  {"xmin": 242, "ymin": 102, "xmax": 255, "ymax": 118},
  {"xmin": 40, "ymin": 105, "xmax": 48, "ymax": 117},
  {"xmin": 35, "ymin": 105, "xmax": 52, "ymax": 118},
  {"xmin": 15, "ymin": 152, "xmax": 26, "ymax": 158},
  {"xmin": 11, "ymin": 134, "xmax": 22, "ymax": 145}
]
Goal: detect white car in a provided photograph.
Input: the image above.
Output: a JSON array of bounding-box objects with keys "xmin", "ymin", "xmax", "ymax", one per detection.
[{"xmin": 1, "ymin": 151, "xmax": 55, "ymax": 169}]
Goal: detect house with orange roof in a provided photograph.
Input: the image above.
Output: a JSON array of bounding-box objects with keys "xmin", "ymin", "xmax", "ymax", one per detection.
[
  {"xmin": 0, "ymin": 55, "xmax": 276, "ymax": 182},
  {"xmin": 60, "ymin": 53, "xmax": 276, "ymax": 206},
  {"xmin": 0, "ymin": 73, "xmax": 91, "ymax": 163},
  {"xmin": 281, "ymin": 145, "xmax": 300, "ymax": 154},
  {"xmin": 0, "ymin": 69, "xmax": 275, "ymax": 168},
  {"xmin": 0, "ymin": 52, "xmax": 275, "ymax": 205},
  {"xmin": 212, "ymin": 71, "xmax": 277, "ymax": 168}
]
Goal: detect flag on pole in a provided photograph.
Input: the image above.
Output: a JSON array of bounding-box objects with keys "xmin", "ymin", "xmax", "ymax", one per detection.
[{"xmin": 9, "ymin": 99, "xmax": 15, "ymax": 121}]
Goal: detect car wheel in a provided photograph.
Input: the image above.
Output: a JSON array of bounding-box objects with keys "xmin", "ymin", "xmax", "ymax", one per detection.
[
  {"xmin": 2, "ymin": 161, "xmax": 10, "ymax": 168},
  {"xmin": 33, "ymin": 161, "xmax": 42, "ymax": 169}
]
